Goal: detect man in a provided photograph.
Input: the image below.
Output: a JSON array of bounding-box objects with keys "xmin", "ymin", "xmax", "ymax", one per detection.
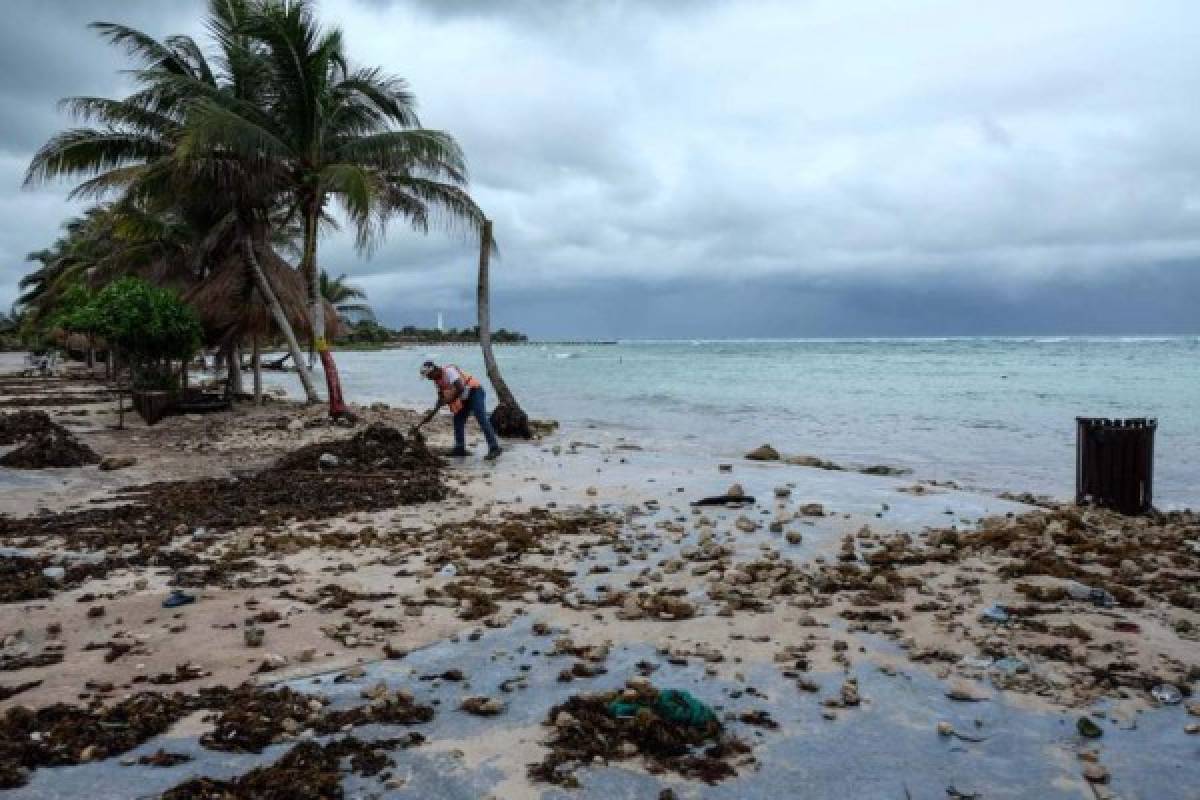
[{"xmin": 418, "ymin": 360, "xmax": 503, "ymax": 460}]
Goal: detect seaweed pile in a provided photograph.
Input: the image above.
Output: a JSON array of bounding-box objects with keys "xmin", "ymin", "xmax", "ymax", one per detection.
[
  {"xmin": 273, "ymin": 423, "xmax": 442, "ymax": 473},
  {"xmin": 0, "ymin": 424, "xmax": 447, "ymax": 551},
  {"xmin": 0, "ymin": 554, "xmax": 107, "ymax": 603},
  {"xmin": 161, "ymin": 736, "xmax": 422, "ymax": 800},
  {"xmin": 0, "ymin": 411, "xmax": 61, "ymax": 445},
  {"xmin": 0, "ymin": 410, "xmax": 99, "ymax": 469},
  {"xmin": 0, "ymin": 692, "xmax": 197, "ymax": 788},
  {"xmin": 0, "ymin": 682, "xmax": 434, "ymax": 789},
  {"xmin": 529, "ymin": 684, "xmax": 751, "ymax": 788},
  {"xmin": 200, "ymin": 685, "xmax": 433, "ymax": 754}
]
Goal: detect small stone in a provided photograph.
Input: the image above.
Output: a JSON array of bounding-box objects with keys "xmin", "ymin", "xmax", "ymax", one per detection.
[
  {"xmin": 461, "ymin": 696, "xmax": 505, "ymax": 716},
  {"xmin": 80, "ymin": 745, "xmax": 99, "ymax": 762},
  {"xmin": 243, "ymin": 627, "xmax": 265, "ymax": 647},
  {"xmin": 785, "ymin": 531, "xmax": 803, "ymax": 545},
  {"xmin": 735, "ymin": 516, "xmax": 758, "ymax": 533},
  {"xmin": 944, "ymin": 681, "xmax": 988, "ymax": 702},
  {"xmin": 726, "ymin": 483, "xmax": 745, "ymax": 498},
  {"xmin": 936, "ymin": 721, "xmax": 953, "ymax": 737},
  {"xmin": 745, "ymin": 444, "xmax": 781, "ymax": 461},
  {"xmin": 1082, "ymin": 763, "xmax": 1109, "ymax": 783},
  {"xmin": 799, "ymin": 503, "xmax": 825, "ymax": 517},
  {"xmin": 317, "ymin": 453, "xmax": 339, "ymax": 469},
  {"xmin": 263, "ymin": 653, "xmax": 288, "ymax": 669}
]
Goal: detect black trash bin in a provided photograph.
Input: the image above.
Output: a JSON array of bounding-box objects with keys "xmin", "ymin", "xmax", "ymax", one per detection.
[{"xmin": 1075, "ymin": 417, "xmax": 1156, "ymax": 514}]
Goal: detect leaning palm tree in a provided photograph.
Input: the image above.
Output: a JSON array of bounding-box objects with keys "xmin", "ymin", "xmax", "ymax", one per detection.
[
  {"xmin": 183, "ymin": 0, "xmax": 486, "ymax": 415},
  {"xmin": 476, "ymin": 220, "xmax": 531, "ymax": 438},
  {"xmin": 23, "ymin": 0, "xmax": 321, "ymax": 403},
  {"xmin": 320, "ymin": 270, "xmax": 374, "ymax": 326}
]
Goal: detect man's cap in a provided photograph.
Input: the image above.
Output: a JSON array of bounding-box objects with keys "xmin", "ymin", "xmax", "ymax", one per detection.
[{"xmin": 419, "ymin": 360, "xmax": 437, "ymax": 377}]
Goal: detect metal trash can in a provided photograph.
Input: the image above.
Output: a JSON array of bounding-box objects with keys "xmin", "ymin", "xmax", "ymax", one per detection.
[{"xmin": 1075, "ymin": 417, "xmax": 1156, "ymax": 514}]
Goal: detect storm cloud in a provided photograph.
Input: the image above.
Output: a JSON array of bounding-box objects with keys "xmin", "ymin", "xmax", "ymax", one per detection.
[{"xmin": 2, "ymin": 0, "xmax": 1198, "ymax": 336}]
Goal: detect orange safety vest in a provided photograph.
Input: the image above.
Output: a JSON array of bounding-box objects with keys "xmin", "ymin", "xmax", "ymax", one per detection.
[{"xmin": 436, "ymin": 365, "xmax": 481, "ymax": 414}]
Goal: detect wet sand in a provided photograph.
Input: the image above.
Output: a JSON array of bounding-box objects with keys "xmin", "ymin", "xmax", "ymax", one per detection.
[{"xmin": 0, "ymin": 356, "xmax": 1196, "ymax": 798}]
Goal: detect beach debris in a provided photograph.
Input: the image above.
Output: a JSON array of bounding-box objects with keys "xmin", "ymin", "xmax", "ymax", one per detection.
[
  {"xmin": 135, "ymin": 750, "xmax": 193, "ymax": 767},
  {"xmin": 243, "ymin": 627, "xmax": 265, "ymax": 647},
  {"xmin": 1076, "ymin": 716, "xmax": 1104, "ymax": 738},
  {"xmin": 1064, "ymin": 580, "xmax": 1116, "ymax": 608},
  {"xmin": 162, "ymin": 589, "xmax": 195, "ymax": 609},
  {"xmin": 798, "ymin": 503, "xmax": 824, "ymax": 516},
  {"xmin": 1082, "ymin": 763, "xmax": 1110, "ymax": 784},
  {"xmin": 745, "ymin": 444, "xmax": 780, "ymax": 461},
  {"xmin": 691, "ymin": 493, "xmax": 756, "ymax": 507},
  {"xmin": 859, "ymin": 464, "xmax": 911, "ymax": 477},
  {"xmin": 1150, "ymin": 684, "xmax": 1182, "ymax": 705},
  {"xmin": 979, "ymin": 604, "xmax": 1009, "ymax": 624},
  {"xmin": 989, "ymin": 657, "xmax": 1029, "ymax": 677}
]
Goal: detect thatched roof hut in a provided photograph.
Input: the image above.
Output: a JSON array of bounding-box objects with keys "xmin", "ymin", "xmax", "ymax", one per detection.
[{"xmin": 183, "ymin": 243, "xmax": 340, "ymax": 347}]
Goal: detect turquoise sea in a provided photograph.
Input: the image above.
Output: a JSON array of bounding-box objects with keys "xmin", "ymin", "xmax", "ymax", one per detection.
[{"xmin": 268, "ymin": 337, "xmax": 1200, "ymax": 508}]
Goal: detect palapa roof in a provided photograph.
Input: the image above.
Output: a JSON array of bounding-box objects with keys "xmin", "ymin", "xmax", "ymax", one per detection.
[{"xmin": 183, "ymin": 243, "xmax": 340, "ymax": 346}]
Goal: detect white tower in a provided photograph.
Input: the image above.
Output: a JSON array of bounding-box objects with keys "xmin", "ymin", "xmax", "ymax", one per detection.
[{"xmin": 436, "ymin": 312, "xmax": 444, "ymax": 332}]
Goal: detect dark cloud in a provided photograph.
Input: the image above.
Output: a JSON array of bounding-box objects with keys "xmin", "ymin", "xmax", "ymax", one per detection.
[{"xmin": 1, "ymin": 0, "xmax": 1197, "ymax": 336}]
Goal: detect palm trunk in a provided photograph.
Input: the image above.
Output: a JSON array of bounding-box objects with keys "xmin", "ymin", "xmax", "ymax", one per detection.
[
  {"xmin": 302, "ymin": 198, "xmax": 349, "ymax": 418},
  {"xmin": 477, "ymin": 219, "xmax": 531, "ymax": 438},
  {"xmin": 241, "ymin": 232, "xmax": 320, "ymax": 404},
  {"xmin": 228, "ymin": 340, "xmax": 245, "ymax": 397},
  {"xmin": 252, "ymin": 332, "xmax": 262, "ymax": 405}
]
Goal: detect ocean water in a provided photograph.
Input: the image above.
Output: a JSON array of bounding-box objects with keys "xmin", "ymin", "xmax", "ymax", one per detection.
[{"xmin": 266, "ymin": 337, "xmax": 1199, "ymax": 508}]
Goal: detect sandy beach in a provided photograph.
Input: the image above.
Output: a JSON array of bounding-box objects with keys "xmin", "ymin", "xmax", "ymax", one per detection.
[{"xmin": 0, "ymin": 355, "xmax": 1195, "ymax": 799}]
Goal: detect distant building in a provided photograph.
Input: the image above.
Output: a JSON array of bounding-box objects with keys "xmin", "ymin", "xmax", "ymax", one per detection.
[{"xmin": 436, "ymin": 312, "xmax": 444, "ymax": 332}]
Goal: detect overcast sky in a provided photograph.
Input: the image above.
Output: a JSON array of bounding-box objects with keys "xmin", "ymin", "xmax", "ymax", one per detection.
[{"xmin": 2, "ymin": 0, "xmax": 1198, "ymax": 337}]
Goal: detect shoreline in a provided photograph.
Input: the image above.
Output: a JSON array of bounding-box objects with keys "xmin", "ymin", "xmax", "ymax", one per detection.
[{"xmin": 0, "ymin": 357, "xmax": 1196, "ymax": 798}]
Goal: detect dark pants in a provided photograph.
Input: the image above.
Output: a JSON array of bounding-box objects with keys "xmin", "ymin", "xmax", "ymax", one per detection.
[{"xmin": 454, "ymin": 388, "xmax": 500, "ymax": 452}]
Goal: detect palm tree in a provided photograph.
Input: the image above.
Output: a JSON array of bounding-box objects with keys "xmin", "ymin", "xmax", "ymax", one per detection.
[
  {"xmin": 319, "ymin": 270, "xmax": 374, "ymax": 327},
  {"xmin": 182, "ymin": 0, "xmax": 486, "ymax": 414},
  {"xmin": 24, "ymin": 0, "xmax": 321, "ymax": 403},
  {"xmin": 476, "ymin": 220, "xmax": 531, "ymax": 438}
]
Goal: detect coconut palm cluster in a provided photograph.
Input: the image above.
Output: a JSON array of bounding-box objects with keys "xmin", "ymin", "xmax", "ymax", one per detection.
[{"xmin": 20, "ymin": 0, "xmax": 485, "ymax": 408}]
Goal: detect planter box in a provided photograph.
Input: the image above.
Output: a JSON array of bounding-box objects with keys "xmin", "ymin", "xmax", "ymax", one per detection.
[{"xmin": 132, "ymin": 390, "xmax": 175, "ymax": 426}]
